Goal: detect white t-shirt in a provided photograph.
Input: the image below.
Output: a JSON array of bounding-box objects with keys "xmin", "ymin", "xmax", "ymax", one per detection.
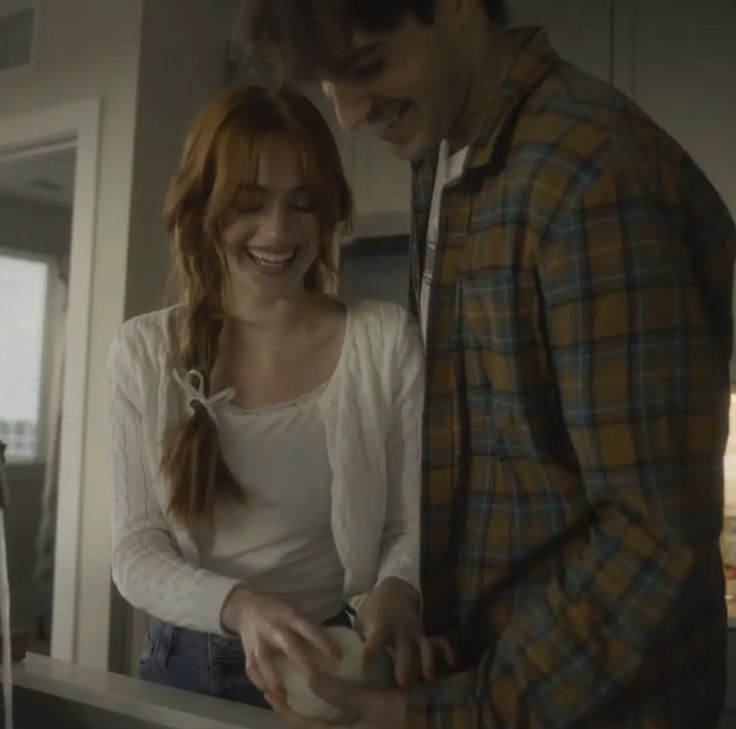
[
  {"xmin": 419, "ymin": 141, "xmax": 470, "ymax": 341},
  {"xmin": 199, "ymin": 382, "xmax": 345, "ymax": 623}
]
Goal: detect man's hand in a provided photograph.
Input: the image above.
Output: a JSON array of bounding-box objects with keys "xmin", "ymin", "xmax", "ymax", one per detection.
[{"xmin": 266, "ymin": 672, "xmax": 407, "ymax": 729}]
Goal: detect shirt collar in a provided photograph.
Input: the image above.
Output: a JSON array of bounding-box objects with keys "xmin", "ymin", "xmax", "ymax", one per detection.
[{"xmin": 458, "ymin": 26, "xmax": 559, "ymax": 171}]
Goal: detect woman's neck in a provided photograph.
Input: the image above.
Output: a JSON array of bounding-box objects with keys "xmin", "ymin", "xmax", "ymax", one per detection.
[
  {"xmin": 209, "ymin": 289, "xmax": 345, "ymax": 402},
  {"xmin": 220, "ymin": 289, "xmax": 334, "ymax": 364}
]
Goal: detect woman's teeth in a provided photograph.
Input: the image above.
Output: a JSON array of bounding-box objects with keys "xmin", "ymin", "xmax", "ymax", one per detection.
[{"xmin": 244, "ymin": 246, "xmax": 297, "ymax": 273}]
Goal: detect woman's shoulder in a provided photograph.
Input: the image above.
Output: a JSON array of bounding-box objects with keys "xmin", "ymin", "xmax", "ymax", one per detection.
[
  {"xmin": 342, "ymin": 299, "xmax": 423, "ymax": 375},
  {"xmin": 346, "ymin": 298, "xmax": 416, "ymax": 340},
  {"xmin": 116, "ymin": 305, "xmax": 179, "ymax": 348},
  {"xmin": 109, "ymin": 305, "xmax": 180, "ymax": 377}
]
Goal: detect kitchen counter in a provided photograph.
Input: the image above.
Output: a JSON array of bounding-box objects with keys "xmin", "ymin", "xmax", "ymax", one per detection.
[
  {"xmin": 10, "ymin": 637, "xmax": 736, "ymax": 728},
  {"xmin": 12, "ymin": 652, "xmax": 285, "ymax": 728}
]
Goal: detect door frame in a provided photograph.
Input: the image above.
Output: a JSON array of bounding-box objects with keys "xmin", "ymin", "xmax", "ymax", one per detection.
[{"xmin": 0, "ymin": 98, "xmax": 101, "ymax": 661}]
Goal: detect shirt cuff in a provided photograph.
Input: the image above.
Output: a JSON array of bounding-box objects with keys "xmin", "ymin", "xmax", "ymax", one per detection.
[
  {"xmin": 194, "ymin": 573, "xmax": 243, "ymax": 636},
  {"xmin": 376, "ymin": 555, "xmax": 421, "ymax": 597},
  {"xmin": 406, "ymin": 667, "xmax": 483, "ymax": 728}
]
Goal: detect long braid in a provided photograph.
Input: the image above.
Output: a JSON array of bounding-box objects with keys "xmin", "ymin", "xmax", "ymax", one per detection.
[{"xmin": 161, "ymin": 239, "xmax": 245, "ymax": 530}]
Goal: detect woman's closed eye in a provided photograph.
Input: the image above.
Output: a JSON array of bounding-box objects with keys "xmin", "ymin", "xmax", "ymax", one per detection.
[
  {"xmin": 291, "ymin": 193, "xmax": 315, "ymax": 213},
  {"xmin": 233, "ymin": 193, "xmax": 266, "ymax": 213}
]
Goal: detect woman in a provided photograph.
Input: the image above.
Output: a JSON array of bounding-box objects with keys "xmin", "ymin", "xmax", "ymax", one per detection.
[{"xmin": 106, "ymin": 85, "xmax": 435, "ymax": 709}]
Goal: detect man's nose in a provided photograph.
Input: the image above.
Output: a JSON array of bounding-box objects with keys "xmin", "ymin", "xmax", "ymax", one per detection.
[{"xmin": 321, "ymin": 80, "xmax": 371, "ymax": 131}]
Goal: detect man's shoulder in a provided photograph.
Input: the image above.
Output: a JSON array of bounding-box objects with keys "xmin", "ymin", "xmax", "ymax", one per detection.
[{"xmin": 510, "ymin": 60, "xmax": 675, "ymax": 183}]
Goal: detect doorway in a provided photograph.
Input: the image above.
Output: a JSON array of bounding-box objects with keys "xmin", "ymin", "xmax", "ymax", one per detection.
[
  {"xmin": 0, "ymin": 144, "xmax": 75, "ymax": 654},
  {"xmin": 0, "ymin": 99, "xmax": 100, "ymax": 661}
]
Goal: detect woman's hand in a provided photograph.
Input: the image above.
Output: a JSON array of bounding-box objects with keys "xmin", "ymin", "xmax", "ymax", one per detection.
[
  {"xmin": 356, "ymin": 577, "xmax": 455, "ymax": 688},
  {"xmin": 221, "ymin": 586, "xmax": 342, "ymax": 699}
]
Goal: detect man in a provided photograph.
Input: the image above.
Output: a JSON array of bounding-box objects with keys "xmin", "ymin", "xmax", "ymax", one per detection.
[{"xmin": 237, "ymin": 1, "xmax": 736, "ymax": 726}]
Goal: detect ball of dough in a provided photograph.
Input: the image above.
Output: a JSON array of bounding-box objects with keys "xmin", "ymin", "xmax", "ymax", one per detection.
[{"xmin": 272, "ymin": 626, "xmax": 394, "ymax": 724}]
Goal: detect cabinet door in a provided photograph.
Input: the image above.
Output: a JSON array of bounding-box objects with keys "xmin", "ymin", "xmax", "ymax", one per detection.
[
  {"xmin": 614, "ymin": 0, "xmax": 736, "ymax": 219},
  {"xmin": 303, "ymin": 83, "xmax": 411, "ymax": 239},
  {"xmin": 507, "ymin": 0, "xmax": 613, "ymax": 82},
  {"xmin": 347, "ymin": 126, "xmax": 411, "ymax": 238}
]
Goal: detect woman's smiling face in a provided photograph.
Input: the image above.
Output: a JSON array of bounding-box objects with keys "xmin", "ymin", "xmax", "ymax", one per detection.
[{"xmin": 221, "ymin": 134, "xmax": 321, "ymax": 302}]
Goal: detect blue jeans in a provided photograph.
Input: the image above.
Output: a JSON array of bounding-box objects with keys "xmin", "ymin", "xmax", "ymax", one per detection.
[{"xmin": 139, "ymin": 609, "xmax": 352, "ymax": 708}]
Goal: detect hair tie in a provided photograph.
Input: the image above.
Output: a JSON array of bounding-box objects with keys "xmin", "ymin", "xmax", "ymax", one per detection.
[{"xmin": 172, "ymin": 369, "xmax": 235, "ymax": 424}]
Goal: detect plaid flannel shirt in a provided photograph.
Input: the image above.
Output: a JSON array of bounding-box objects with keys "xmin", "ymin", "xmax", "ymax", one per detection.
[{"xmin": 407, "ymin": 27, "xmax": 736, "ymax": 729}]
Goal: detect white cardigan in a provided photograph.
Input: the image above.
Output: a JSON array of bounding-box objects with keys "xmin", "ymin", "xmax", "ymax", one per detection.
[{"xmin": 106, "ymin": 299, "xmax": 424, "ymax": 635}]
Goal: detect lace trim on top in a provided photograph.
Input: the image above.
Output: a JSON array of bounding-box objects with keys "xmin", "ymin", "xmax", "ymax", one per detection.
[{"xmin": 220, "ymin": 379, "xmax": 329, "ymax": 417}]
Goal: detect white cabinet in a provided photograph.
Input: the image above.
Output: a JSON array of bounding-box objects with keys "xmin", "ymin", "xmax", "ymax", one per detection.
[
  {"xmin": 507, "ymin": 0, "xmax": 612, "ymax": 82},
  {"xmin": 303, "ymin": 83, "xmax": 411, "ymax": 240},
  {"xmin": 345, "ymin": 125, "xmax": 411, "ymax": 238},
  {"xmin": 613, "ymin": 0, "xmax": 736, "ymax": 219}
]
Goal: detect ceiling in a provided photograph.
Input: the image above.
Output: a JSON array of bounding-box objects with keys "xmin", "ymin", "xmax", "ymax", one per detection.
[{"xmin": 0, "ymin": 147, "xmax": 76, "ymax": 209}]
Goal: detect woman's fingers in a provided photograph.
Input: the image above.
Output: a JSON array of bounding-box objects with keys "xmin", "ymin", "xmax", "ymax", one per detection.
[
  {"xmin": 418, "ymin": 635, "xmax": 437, "ymax": 681},
  {"xmin": 289, "ymin": 615, "xmax": 342, "ymax": 661},
  {"xmin": 376, "ymin": 628, "xmax": 457, "ymax": 685},
  {"xmin": 273, "ymin": 629, "xmax": 323, "ymax": 676},
  {"xmin": 429, "ymin": 636, "xmax": 456, "ymax": 669},
  {"xmin": 361, "ymin": 623, "xmax": 388, "ymax": 666},
  {"xmin": 245, "ymin": 659, "xmax": 267, "ymax": 693},
  {"xmin": 393, "ymin": 633, "xmax": 420, "ymax": 688},
  {"xmin": 250, "ymin": 644, "xmax": 286, "ymax": 698}
]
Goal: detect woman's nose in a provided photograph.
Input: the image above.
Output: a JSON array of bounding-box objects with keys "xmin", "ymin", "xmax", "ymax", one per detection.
[{"xmin": 260, "ymin": 204, "xmax": 291, "ymax": 241}]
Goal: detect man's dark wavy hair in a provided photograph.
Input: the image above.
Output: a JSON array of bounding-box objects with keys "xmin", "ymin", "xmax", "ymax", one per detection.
[{"xmin": 236, "ymin": 0, "xmax": 510, "ymax": 81}]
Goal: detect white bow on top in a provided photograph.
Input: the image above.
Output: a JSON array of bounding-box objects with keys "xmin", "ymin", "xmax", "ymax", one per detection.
[{"xmin": 172, "ymin": 369, "xmax": 235, "ymax": 424}]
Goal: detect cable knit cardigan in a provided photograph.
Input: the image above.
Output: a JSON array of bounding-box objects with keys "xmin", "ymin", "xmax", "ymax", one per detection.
[{"xmin": 106, "ymin": 299, "xmax": 423, "ymax": 635}]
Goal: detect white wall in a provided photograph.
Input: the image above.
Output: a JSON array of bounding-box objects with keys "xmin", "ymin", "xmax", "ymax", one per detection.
[
  {"xmin": 619, "ymin": 0, "xmax": 736, "ymax": 220},
  {"xmin": 0, "ymin": 194, "xmax": 72, "ymax": 274},
  {"xmin": 508, "ymin": 0, "xmax": 612, "ymax": 82},
  {"xmin": 124, "ymin": 0, "xmax": 240, "ymax": 320}
]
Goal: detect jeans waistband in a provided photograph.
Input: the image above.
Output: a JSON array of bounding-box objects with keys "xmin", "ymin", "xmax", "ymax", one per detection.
[{"xmin": 149, "ymin": 604, "xmax": 353, "ymax": 654}]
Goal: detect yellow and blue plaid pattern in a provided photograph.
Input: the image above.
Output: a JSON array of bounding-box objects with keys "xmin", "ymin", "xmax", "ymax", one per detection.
[{"xmin": 408, "ymin": 28, "xmax": 735, "ymax": 728}]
